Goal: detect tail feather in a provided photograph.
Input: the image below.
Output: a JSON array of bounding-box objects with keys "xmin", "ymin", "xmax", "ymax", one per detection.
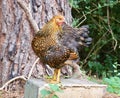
[{"xmin": 59, "ymin": 23, "xmax": 92, "ymax": 52}]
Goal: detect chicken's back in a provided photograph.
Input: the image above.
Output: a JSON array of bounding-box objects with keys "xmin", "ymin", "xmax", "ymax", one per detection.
[{"xmin": 31, "ymin": 31, "xmax": 56, "ymax": 57}]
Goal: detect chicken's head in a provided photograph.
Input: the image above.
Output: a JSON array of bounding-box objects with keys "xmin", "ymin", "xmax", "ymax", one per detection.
[{"xmin": 53, "ymin": 15, "xmax": 65, "ymax": 26}]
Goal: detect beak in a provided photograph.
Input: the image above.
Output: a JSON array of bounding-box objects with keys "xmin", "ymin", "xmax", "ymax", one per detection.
[{"xmin": 63, "ymin": 17, "xmax": 66, "ymax": 23}]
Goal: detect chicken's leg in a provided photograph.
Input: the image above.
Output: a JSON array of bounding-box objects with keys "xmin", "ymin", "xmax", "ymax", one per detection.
[
  {"xmin": 52, "ymin": 69, "xmax": 58, "ymax": 81},
  {"xmin": 50, "ymin": 69, "xmax": 61, "ymax": 83},
  {"xmin": 56, "ymin": 69, "xmax": 60, "ymax": 82}
]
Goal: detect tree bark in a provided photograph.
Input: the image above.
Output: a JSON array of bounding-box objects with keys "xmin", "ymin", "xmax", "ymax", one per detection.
[{"xmin": 0, "ymin": 0, "xmax": 72, "ymax": 86}]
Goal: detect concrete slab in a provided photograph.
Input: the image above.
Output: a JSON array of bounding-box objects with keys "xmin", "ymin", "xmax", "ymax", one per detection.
[{"xmin": 24, "ymin": 78, "xmax": 107, "ymax": 98}]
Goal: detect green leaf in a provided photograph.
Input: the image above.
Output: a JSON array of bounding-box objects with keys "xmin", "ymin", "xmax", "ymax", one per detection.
[
  {"xmin": 40, "ymin": 89, "xmax": 51, "ymax": 97},
  {"xmin": 49, "ymin": 84, "xmax": 63, "ymax": 92},
  {"xmin": 107, "ymin": 86, "xmax": 114, "ymax": 93},
  {"xmin": 72, "ymin": 18, "xmax": 80, "ymax": 27},
  {"xmin": 98, "ymin": 3, "xmax": 102, "ymax": 8},
  {"xmin": 88, "ymin": 61, "xmax": 93, "ymax": 69},
  {"xmin": 103, "ymin": 77, "xmax": 120, "ymax": 94}
]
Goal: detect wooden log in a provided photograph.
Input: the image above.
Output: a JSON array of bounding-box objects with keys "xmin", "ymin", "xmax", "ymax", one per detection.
[{"xmin": 24, "ymin": 78, "xmax": 107, "ymax": 98}]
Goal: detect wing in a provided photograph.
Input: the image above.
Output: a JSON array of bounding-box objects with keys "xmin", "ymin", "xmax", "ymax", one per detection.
[{"xmin": 44, "ymin": 45, "xmax": 70, "ymax": 69}]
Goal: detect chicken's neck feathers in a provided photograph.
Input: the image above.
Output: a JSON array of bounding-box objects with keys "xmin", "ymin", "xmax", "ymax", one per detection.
[{"xmin": 42, "ymin": 21, "xmax": 62, "ymax": 35}]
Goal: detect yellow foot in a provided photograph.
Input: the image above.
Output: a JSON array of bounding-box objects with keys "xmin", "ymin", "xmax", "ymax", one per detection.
[
  {"xmin": 44, "ymin": 68, "xmax": 61, "ymax": 84},
  {"xmin": 50, "ymin": 80, "xmax": 60, "ymax": 84},
  {"xmin": 45, "ymin": 78, "xmax": 60, "ymax": 84}
]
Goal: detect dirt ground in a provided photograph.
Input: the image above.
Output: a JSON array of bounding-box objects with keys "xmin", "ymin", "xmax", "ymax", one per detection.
[
  {"xmin": 103, "ymin": 92, "xmax": 120, "ymax": 98},
  {"xmin": 0, "ymin": 80, "xmax": 25, "ymax": 98},
  {"xmin": 0, "ymin": 90, "xmax": 120, "ymax": 98},
  {"xmin": 0, "ymin": 90, "xmax": 24, "ymax": 98}
]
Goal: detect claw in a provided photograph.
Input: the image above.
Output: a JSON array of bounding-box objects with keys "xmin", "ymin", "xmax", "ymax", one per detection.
[{"xmin": 45, "ymin": 69, "xmax": 61, "ymax": 84}]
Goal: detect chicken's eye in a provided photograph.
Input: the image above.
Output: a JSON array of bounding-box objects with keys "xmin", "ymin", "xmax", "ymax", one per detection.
[{"xmin": 59, "ymin": 18, "xmax": 62, "ymax": 20}]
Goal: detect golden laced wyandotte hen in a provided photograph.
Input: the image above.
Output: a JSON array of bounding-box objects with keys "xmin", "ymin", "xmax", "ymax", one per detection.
[{"xmin": 31, "ymin": 15, "xmax": 92, "ymax": 83}]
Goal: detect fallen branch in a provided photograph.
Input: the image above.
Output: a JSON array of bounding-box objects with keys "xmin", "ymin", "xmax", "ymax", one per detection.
[
  {"xmin": 0, "ymin": 58, "xmax": 40, "ymax": 91},
  {"xmin": 76, "ymin": 12, "xmax": 87, "ymax": 28},
  {"xmin": 27, "ymin": 58, "xmax": 40, "ymax": 79},
  {"xmin": 0, "ymin": 76, "xmax": 26, "ymax": 91},
  {"xmin": 106, "ymin": 0, "xmax": 117, "ymax": 50},
  {"xmin": 17, "ymin": 0, "xmax": 39, "ymax": 32}
]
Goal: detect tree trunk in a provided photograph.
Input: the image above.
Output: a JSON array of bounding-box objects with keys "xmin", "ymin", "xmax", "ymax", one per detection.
[{"xmin": 0, "ymin": 0, "xmax": 72, "ymax": 86}]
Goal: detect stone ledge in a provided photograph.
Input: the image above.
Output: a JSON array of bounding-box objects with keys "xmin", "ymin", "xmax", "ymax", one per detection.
[{"xmin": 24, "ymin": 78, "xmax": 107, "ymax": 98}]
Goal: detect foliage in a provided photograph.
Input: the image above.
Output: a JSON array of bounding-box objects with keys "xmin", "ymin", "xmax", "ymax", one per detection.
[
  {"xmin": 103, "ymin": 77, "xmax": 120, "ymax": 95},
  {"xmin": 88, "ymin": 61, "xmax": 104, "ymax": 78},
  {"xmin": 40, "ymin": 84, "xmax": 63, "ymax": 98},
  {"xmin": 69, "ymin": 0, "xmax": 120, "ymax": 78},
  {"xmin": 86, "ymin": 54, "xmax": 120, "ymax": 78}
]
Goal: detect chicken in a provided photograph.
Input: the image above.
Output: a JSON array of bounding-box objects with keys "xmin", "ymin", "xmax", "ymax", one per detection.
[{"xmin": 31, "ymin": 15, "xmax": 92, "ymax": 83}]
